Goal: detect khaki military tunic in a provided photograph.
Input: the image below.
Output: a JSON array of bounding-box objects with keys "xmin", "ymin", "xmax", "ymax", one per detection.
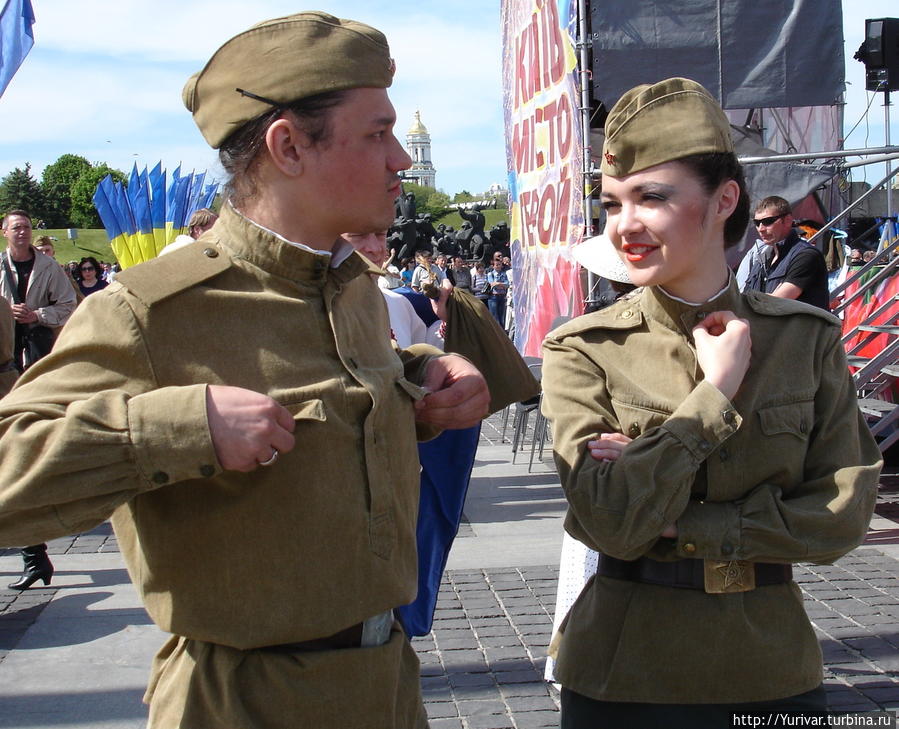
[
  {"xmin": 0, "ymin": 205, "xmax": 437, "ymax": 728},
  {"xmin": 541, "ymin": 279, "xmax": 881, "ymax": 704}
]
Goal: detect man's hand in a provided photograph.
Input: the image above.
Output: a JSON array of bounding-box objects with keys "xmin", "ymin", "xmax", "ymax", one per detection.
[
  {"xmin": 206, "ymin": 385, "xmax": 296, "ymax": 472},
  {"xmin": 430, "ymin": 279, "xmax": 453, "ymax": 322},
  {"xmin": 414, "ymin": 355, "xmax": 489, "ymax": 429},
  {"xmin": 11, "ymin": 304, "xmax": 38, "ymax": 324},
  {"xmin": 692, "ymin": 311, "xmax": 751, "ymax": 401}
]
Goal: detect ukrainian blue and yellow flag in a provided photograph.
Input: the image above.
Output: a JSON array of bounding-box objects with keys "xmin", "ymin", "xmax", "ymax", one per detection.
[
  {"xmin": 877, "ymin": 217, "xmax": 898, "ymax": 256},
  {"xmin": 92, "ymin": 163, "xmax": 219, "ymax": 269}
]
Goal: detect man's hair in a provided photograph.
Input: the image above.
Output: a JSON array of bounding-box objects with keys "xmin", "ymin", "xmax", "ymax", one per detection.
[
  {"xmin": 676, "ymin": 152, "xmax": 750, "ymax": 247},
  {"xmin": 34, "ymin": 235, "xmax": 53, "ymax": 248},
  {"xmin": 218, "ymin": 90, "xmax": 347, "ymax": 206},
  {"xmin": 2, "ymin": 209, "xmax": 31, "ymax": 229},
  {"xmin": 187, "ymin": 208, "xmax": 217, "ymax": 231},
  {"xmin": 755, "ymin": 196, "xmax": 791, "ymax": 216}
]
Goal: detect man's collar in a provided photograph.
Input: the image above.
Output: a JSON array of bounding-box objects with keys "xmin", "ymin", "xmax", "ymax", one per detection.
[
  {"xmin": 5, "ymin": 243, "xmax": 36, "ymax": 263},
  {"xmin": 230, "ymin": 202, "xmax": 354, "ymax": 269},
  {"xmin": 774, "ymin": 227, "xmax": 800, "ymax": 250}
]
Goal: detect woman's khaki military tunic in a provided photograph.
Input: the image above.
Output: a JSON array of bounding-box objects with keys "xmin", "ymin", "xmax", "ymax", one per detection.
[
  {"xmin": 0, "ymin": 205, "xmax": 437, "ymax": 728},
  {"xmin": 541, "ymin": 279, "xmax": 881, "ymax": 704}
]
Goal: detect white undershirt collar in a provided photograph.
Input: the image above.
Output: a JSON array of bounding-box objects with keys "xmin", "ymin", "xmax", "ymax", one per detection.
[{"xmin": 231, "ymin": 204, "xmax": 355, "ymax": 268}]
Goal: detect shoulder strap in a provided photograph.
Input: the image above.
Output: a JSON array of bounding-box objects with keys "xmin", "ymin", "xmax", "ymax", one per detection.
[{"xmin": 0, "ymin": 253, "xmax": 21, "ymax": 305}]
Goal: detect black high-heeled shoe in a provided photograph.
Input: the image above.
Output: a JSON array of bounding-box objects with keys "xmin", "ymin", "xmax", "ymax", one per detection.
[{"xmin": 8, "ymin": 544, "xmax": 54, "ymax": 590}]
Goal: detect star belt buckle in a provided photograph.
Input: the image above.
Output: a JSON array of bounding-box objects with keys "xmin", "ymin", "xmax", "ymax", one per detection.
[{"xmin": 703, "ymin": 559, "xmax": 755, "ymax": 593}]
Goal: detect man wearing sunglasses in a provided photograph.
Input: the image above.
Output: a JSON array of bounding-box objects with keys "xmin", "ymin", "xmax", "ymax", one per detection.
[{"xmin": 740, "ymin": 196, "xmax": 830, "ymax": 310}]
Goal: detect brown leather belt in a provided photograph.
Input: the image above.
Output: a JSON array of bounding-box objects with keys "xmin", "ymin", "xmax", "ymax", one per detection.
[
  {"xmin": 258, "ymin": 609, "xmax": 395, "ymax": 653},
  {"xmin": 598, "ymin": 553, "xmax": 792, "ymax": 594},
  {"xmin": 259, "ymin": 622, "xmax": 365, "ymax": 653}
]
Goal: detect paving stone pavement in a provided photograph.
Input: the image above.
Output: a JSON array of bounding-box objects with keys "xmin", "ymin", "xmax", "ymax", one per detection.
[{"xmin": 0, "ymin": 411, "xmax": 898, "ymax": 727}]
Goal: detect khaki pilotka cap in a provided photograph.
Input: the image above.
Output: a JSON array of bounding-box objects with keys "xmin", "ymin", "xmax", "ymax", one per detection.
[
  {"xmin": 182, "ymin": 11, "xmax": 395, "ymax": 149},
  {"xmin": 599, "ymin": 77, "xmax": 733, "ymax": 177}
]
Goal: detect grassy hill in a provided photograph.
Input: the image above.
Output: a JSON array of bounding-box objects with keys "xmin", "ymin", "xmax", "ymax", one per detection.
[{"xmin": 31, "ymin": 229, "xmax": 114, "ymax": 264}]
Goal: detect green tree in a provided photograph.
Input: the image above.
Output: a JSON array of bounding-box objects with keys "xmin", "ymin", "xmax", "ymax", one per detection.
[
  {"xmin": 0, "ymin": 163, "xmax": 45, "ymax": 220},
  {"xmin": 452, "ymin": 190, "xmax": 475, "ymax": 204},
  {"xmin": 402, "ymin": 182, "xmax": 452, "ymax": 219},
  {"xmin": 69, "ymin": 164, "xmax": 126, "ymax": 228},
  {"xmin": 41, "ymin": 154, "xmax": 92, "ymax": 227}
]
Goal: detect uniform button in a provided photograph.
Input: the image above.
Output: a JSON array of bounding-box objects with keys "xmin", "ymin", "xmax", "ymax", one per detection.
[
  {"xmin": 698, "ymin": 440, "xmax": 711, "ymax": 451},
  {"xmin": 199, "ymin": 465, "xmax": 215, "ymax": 478},
  {"xmin": 620, "ymin": 310, "xmax": 633, "ymax": 319},
  {"xmin": 722, "ymin": 410, "xmax": 736, "ymax": 425},
  {"xmin": 718, "ymin": 448, "xmax": 729, "ymax": 461},
  {"xmin": 721, "ymin": 542, "xmax": 734, "ymax": 556},
  {"xmin": 696, "ymin": 311, "xmax": 707, "ymax": 321},
  {"xmin": 202, "ymin": 247, "xmax": 218, "ymax": 258},
  {"xmin": 628, "ymin": 422, "xmax": 640, "ymax": 437},
  {"xmin": 683, "ymin": 542, "xmax": 697, "ymax": 554},
  {"xmin": 799, "ymin": 421, "xmax": 808, "ymax": 434},
  {"xmin": 152, "ymin": 471, "xmax": 169, "ymax": 485}
]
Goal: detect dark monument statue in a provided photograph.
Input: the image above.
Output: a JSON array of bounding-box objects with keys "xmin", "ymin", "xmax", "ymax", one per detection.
[{"xmin": 395, "ymin": 190, "xmax": 417, "ymax": 221}]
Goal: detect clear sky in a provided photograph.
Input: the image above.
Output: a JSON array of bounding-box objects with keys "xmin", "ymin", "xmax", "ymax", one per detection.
[{"xmin": 0, "ymin": 1, "xmax": 895, "ymax": 198}]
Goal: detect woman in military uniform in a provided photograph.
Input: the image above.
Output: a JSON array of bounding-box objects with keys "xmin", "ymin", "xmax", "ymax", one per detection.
[{"xmin": 541, "ymin": 78, "xmax": 881, "ymax": 727}]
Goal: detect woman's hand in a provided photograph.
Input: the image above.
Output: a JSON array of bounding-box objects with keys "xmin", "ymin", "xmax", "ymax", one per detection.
[
  {"xmin": 587, "ymin": 432, "xmax": 632, "ymax": 462},
  {"xmin": 587, "ymin": 431, "xmax": 677, "ymax": 538},
  {"xmin": 692, "ymin": 310, "xmax": 751, "ymax": 401}
]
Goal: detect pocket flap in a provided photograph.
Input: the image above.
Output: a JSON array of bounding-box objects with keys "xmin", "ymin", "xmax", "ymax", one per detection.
[
  {"xmin": 284, "ymin": 399, "xmax": 327, "ymax": 422},
  {"xmin": 396, "ymin": 377, "xmax": 429, "ymax": 402},
  {"xmin": 758, "ymin": 401, "xmax": 812, "ymax": 438}
]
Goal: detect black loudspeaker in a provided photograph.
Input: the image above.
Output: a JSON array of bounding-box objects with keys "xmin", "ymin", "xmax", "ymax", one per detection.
[{"xmin": 859, "ymin": 18, "xmax": 899, "ymax": 92}]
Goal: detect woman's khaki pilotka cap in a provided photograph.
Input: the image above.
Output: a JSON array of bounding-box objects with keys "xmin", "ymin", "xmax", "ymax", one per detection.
[
  {"xmin": 182, "ymin": 11, "xmax": 395, "ymax": 149},
  {"xmin": 599, "ymin": 77, "xmax": 733, "ymax": 177}
]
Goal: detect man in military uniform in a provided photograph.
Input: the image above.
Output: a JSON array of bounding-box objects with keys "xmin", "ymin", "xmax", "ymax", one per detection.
[{"xmin": 0, "ymin": 12, "xmax": 487, "ymax": 728}]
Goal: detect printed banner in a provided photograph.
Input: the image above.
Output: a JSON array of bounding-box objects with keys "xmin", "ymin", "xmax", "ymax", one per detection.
[{"xmin": 501, "ymin": 0, "xmax": 584, "ymax": 356}]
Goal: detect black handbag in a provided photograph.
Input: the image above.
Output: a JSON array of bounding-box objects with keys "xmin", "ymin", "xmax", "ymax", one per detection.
[{"xmin": 21, "ymin": 324, "xmax": 54, "ymax": 368}]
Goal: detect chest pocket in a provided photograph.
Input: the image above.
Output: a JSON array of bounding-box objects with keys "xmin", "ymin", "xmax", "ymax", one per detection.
[
  {"xmin": 283, "ymin": 398, "xmax": 327, "ymax": 423},
  {"xmin": 757, "ymin": 400, "xmax": 813, "ymax": 441},
  {"xmin": 610, "ymin": 399, "xmax": 671, "ymax": 439}
]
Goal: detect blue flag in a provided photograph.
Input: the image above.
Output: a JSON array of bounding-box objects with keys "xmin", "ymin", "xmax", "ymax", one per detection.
[{"xmin": 0, "ymin": 0, "xmax": 35, "ymax": 98}]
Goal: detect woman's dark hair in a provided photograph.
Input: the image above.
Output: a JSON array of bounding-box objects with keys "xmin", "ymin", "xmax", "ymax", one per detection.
[
  {"xmin": 218, "ymin": 89, "xmax": 348, "ymax": 206},
  {"xmin": 677, "ymin": 152, "xmax": 749, "ymax": 247},
  {"xmin": 79, "ymin": 256, "xmax": 101, "ymax": 279}
]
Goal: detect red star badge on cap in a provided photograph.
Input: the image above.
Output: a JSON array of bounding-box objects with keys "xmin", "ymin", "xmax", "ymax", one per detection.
[{"xmin": 604, "ymin": 150, "xmax": 617, "ymax": 166}]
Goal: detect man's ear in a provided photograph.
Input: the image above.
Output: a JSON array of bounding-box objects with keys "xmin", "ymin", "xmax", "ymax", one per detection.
[{"xmin": 264, "ymin": 117, "xmax": 311, "ymax": 177}]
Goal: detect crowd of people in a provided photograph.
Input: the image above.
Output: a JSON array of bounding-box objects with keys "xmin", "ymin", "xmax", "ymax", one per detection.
[
  {"xmin": 32, "ymin": 235, "xmax": 119, "ymax": 296},
  {"xmin": 389, "ymin": 247, "xmax": 515, "ymax": 329},
  {"xmin": 0, "ymin": 10, "xmax": 883, "ymax": 729}
]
